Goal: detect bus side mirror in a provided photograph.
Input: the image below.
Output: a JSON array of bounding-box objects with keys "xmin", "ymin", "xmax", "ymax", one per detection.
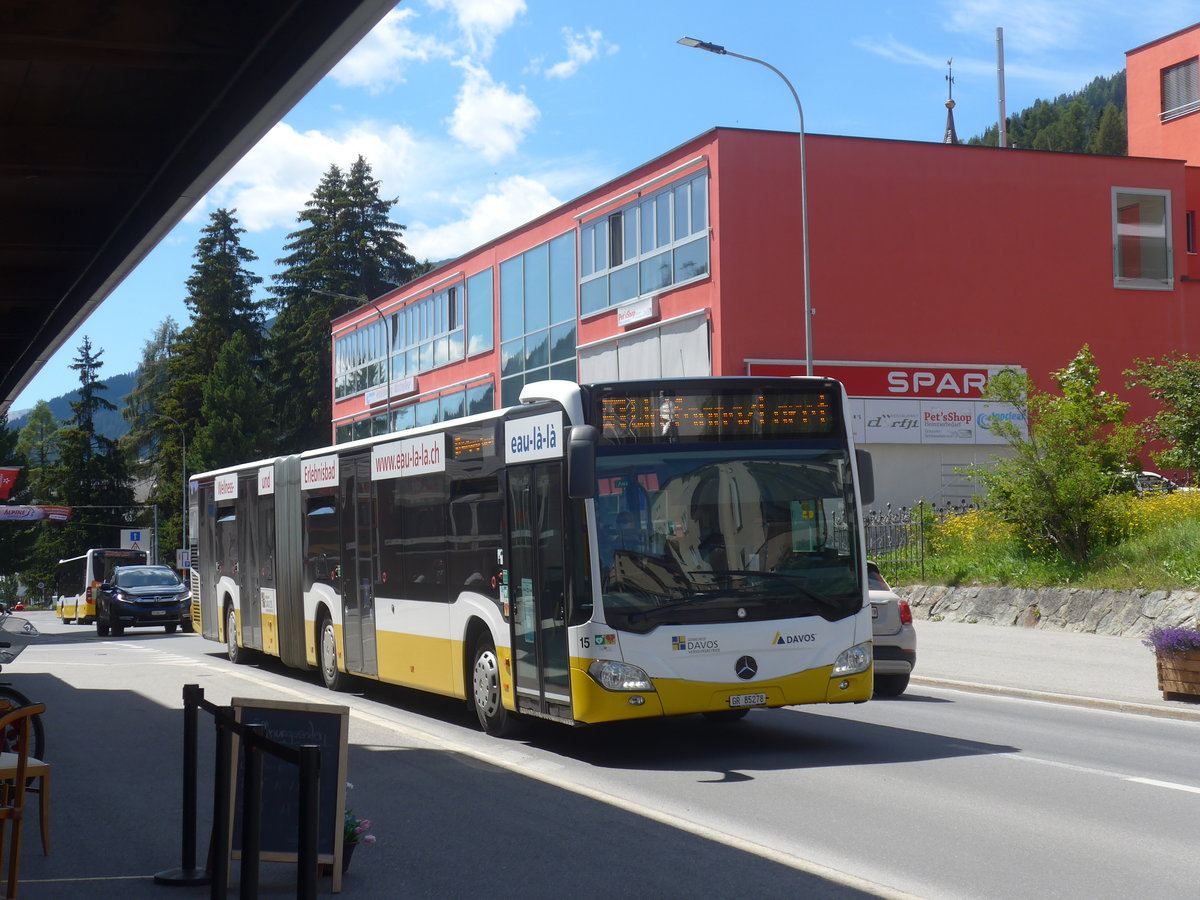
[
  {"xmin": 567, "ymin": 425, "xmax": 597, "ymax": 500},
  {"xmin": 856, "ymin": 449, "xmax": 874, "ymax": 507}
]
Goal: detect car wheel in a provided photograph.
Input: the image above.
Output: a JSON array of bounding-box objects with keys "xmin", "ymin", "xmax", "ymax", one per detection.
[
  {"xmin": 471, "ymin": 638, "xmax": 518, "ymax": 736},
  {"xmin": 165, "ymin": 623, "xmax": 178, "ymax": 634},
  {"xmin": 874, "ymin": 673, "xmax": 910, "ymax": 697},
  {"xmin": 319, "ymin": 616, "xmax": 352, "ymax": 691},
  {"xmin": 96, "ymin": 615, "xmax": 109, "ymax": 637}
]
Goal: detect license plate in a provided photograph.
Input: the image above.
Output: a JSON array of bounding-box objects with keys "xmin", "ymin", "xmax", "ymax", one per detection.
[
  {"xmin": 728, "ymin": 692, "xmax": 767, "ymax": 708},
  {"xmin": 152, "ymin": 610, "xmax": 166, "ymax": 616}
]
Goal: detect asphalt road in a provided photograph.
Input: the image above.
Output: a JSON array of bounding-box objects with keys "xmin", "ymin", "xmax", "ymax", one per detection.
[{"xmin": 8, "ymin": 611, "xmax": 1200, "ymax": 899}]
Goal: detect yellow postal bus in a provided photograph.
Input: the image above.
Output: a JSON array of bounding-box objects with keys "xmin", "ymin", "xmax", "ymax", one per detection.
[{"xmin": 55, "ymin": 548, "xmax": 148, "ymax": 624}]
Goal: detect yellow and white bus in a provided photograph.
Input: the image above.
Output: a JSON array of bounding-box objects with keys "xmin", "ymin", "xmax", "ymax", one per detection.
[
  {"xmin": 190, "ymin": 378, "xmax": 875, "ymax": 734},
  {"xmin": 55, "ymin": 548, "xmax": 149, "ymax": 624}
]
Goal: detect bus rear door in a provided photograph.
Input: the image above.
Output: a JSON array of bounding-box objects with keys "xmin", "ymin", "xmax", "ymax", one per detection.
[{"xmin": 339, "ymin": 455, "xmax": 378, "ymax": 677}]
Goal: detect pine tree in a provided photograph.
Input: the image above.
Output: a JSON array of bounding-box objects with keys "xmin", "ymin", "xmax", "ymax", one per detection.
[
  {"xmin": 15, "ymin": 400, "xmax": 61, "ymax": 502},
  {"xmin": 1089, "ymin": 102, "xmax": 1127, "ymax": 156},
  {"xmin": 38, "ymin": 337, "xmax": 135, "ymax": 573},
  {"xmin": 157, "ymin": 209, "xmax": 264, "ymax": 554},
  {"xmin": 267, "ymin": 158, "xmax": 428, "ymax": 452},
  {"xmin": 192, "ymin": 332, "xmax": 274, "ymax": 469}
]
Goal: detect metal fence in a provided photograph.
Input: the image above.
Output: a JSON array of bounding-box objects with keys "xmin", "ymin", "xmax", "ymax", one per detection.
[{"xmin": 863, "ymin": 501, "xmax": 979, "ymax": 579}]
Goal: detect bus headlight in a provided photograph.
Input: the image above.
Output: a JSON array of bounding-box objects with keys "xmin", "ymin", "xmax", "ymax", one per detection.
[
  {"xmin": 832, "ymin": 642, "xmax": 872, "ymax": 676},
  {"xmin": 588, "ymin": 660, "xmax": 656, "ymax": 692}
]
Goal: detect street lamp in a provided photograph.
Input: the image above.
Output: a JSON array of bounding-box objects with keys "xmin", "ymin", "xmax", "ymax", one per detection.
[
  {"xmin": 151, "ymin": 412, "xmax": 187, "ymax": 566},
  {"xmin": 677, "ymin": 37, "xmax": 813, "ymax": 375}
]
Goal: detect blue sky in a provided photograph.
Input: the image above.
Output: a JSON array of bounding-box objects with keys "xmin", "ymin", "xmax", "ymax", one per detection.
[{"xmin": 13, "ymin": 0, "xmax": 1199, "ymax": 411}]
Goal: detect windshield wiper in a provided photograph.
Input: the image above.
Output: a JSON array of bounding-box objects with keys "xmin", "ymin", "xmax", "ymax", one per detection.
[{"xmin": 628, "ymin": 595, "xmax": 761, "ymax": 624}]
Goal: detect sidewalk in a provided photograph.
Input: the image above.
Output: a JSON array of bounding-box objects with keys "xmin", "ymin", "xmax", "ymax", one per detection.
[{"xmin": 911, "ymin": 619, "xmax": 1200, "ymax": 721}]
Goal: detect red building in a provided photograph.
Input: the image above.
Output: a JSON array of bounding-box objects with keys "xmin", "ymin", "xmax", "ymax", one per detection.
[{"xmin": 332, "ymin": 42, "xmax": 1200, "ymax": 508}]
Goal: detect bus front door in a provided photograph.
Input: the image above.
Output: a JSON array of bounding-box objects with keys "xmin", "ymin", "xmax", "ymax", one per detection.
[
  {"xmin": 506, "ymin": 462, "xmax": 572, "ymax": 723},
  {"xmin": 339, "ymin": 456, "xmax": 378, "ymax": 677}
]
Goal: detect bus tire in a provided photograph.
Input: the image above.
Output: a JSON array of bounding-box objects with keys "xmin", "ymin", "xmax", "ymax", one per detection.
[
  {"xmin": 318, "ymin": 616, "xmax": 352, "ymax": 692},
  {"xmin": 471, "ymin": 638, "xmax": 517, "ymax": 737},
  {"xmin": 226, "ymin": 606, "xmax": 252, "ymax": 665}
]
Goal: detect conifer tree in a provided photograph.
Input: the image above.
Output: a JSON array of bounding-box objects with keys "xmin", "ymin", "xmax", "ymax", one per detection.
[
  {"xmin": 267, "ymin": 157, "xmax": 427, "ymax": 452},
  {"xmin": 192, "ymin": 332, "xmax": 274, "ymax": 469},
  {"xmin": 157, "ymin": 209, "xmax": 264, "ymax": 554},
  {"xmin": 1088, "ymin": 102, "xmax": 1127, "ymax": 156},
  {"xmin": 15, "ymin": 400, "xmax": 60, "ymax": 502}
]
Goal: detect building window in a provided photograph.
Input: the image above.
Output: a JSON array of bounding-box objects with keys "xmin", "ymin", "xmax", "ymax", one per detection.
[
  {"xmin": 499, "ymin": 232, "xmax": 577, "ymax": 407},
  {"xmin": 1187, "ymin": 211, "xmax": 1196, "ymax": 254},
  {"xmin": 579, "ymin": 171, "xmax": 709, "ymax": 316},
  {"xmin": 1113, "ymin": 189, "xmax": 1172, "ymax": 290},
  {"xmin": 1161, "ymin": 57, "xmax": 1200, "ymax": 122},
  {"xmin": 466, "ymin": 269, "xmax": 493, "ymax": 356}
]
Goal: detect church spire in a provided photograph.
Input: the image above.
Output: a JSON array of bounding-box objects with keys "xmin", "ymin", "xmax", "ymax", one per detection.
[{"xmin": 943, "ymin": 59, "xmax": 960, "ymax": 145}]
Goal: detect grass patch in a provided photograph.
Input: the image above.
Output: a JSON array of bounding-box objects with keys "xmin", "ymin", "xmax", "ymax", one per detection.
[{"xmin": 876, "ymin": 493, "xmax": 1200, "ymax": 591}]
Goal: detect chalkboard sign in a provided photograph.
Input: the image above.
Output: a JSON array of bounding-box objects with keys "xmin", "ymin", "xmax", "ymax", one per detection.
[{"xmin": 229, "ymin": 698, "xmax": 349, "ymax": 891}]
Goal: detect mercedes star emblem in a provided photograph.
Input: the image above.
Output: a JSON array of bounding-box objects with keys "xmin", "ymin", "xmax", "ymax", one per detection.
[{"xmin": 735, "ymin": 655, "xmax": 758, "ymax": 680}]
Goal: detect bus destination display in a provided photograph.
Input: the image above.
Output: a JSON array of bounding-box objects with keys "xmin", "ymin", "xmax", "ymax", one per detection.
[{"xmin": 594, "ymin": 388, "xmax": 837, "ymax": 443}]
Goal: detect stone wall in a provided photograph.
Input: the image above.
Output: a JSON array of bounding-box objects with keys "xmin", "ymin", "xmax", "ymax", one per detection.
[{"xmin": 894, "ymin": 584, "xmax": 1200, "ymax": 638}]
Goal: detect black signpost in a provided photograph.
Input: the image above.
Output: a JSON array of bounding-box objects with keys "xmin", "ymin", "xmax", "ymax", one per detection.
[{"xmin": 230, "ymin": 698, "xmax": 349, "ymax": 893}]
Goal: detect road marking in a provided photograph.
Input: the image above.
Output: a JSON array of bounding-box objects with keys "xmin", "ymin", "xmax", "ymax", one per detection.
[{"xmin": 1005, "ymin": 752, "xmax": 1200, "ymax": 794}]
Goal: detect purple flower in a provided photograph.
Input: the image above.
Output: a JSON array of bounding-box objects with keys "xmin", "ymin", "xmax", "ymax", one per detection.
[
  {"xmin": 1142, "ymin": 625, "xmax": 1200, "ymax": 657},
  {"xmin": 362, "ymin": 834, "xmax": 377, "ymax": 844}
]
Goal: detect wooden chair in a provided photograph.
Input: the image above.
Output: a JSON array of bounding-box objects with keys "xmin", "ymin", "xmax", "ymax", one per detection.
[{"xmin": 0, "ymin": 703, "xmax": 47, "ymax": 899}]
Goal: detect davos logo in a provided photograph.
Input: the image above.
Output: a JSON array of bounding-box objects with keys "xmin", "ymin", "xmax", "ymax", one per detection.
[
  {"xmin": 773, "ymin": 632, "xmax": 817, "ymax": 645},
  {"xmin": 505, "ymin": 412, "xmax": 564, "ymax": 463},
  {"xmin": 671, "ymin": 635, "xmax": 720, "ymax": 654}
]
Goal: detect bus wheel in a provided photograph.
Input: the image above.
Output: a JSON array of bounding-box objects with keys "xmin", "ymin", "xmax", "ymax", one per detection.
[
  {"xmin": 226, "ymin": 606, "xmax": 249, "ymax": 665},
  {"xmin": 472, "ymin": 638, "xmax": 517, "ymax": 737},
  {"xmin": 319, "ymin": 617, "xmax": 352, "ymax": 692}
]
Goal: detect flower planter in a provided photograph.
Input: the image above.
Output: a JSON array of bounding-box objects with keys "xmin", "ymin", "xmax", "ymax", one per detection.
[{"xmin": 1155, "ymin": 649, "xmax": 1200, "ymax": 701}]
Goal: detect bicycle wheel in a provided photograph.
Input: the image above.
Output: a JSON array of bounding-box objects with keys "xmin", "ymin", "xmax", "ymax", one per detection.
[{"xmin": 0, "ymin": 684, "xmax": 46, "ymax": 761}]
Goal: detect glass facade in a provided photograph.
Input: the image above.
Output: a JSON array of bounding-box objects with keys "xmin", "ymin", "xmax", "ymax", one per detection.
[
  {"xmin": 499, "ymin": 232, "xmax": 577, "ymax": 407},
  {"xmin": 579, "ymin": 171, "xmax": 709, "ymax": 316},
  {"xmin": 334, "ymin": 380, "xmax": 495, "ymax": 444},
  {"xmin": 334, "ymin": 279, "xmax": 472, "ymax": 401}
]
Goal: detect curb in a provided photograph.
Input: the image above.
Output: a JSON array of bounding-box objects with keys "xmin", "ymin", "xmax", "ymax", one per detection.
[{"xmin": 910, "ymin": 676, "xmax": 1200, "ymax": 723}]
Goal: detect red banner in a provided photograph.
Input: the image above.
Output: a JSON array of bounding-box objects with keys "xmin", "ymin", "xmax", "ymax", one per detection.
[
  {"xmin": 0, "ymin": 467, "xmax": 20, "ymax": 501},
  {"xmin": 0, "ymin": 505, "xmax": 72, "ymax": 522}
]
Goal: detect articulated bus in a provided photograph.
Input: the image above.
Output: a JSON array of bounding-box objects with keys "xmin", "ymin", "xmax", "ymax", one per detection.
[
  {"xmin": 190, "ymin": 378, "xmax": 876, "ymax": 733},
  {"xmin": 55, "ymin": 548, "xmax": 149, "ymax": 624}
]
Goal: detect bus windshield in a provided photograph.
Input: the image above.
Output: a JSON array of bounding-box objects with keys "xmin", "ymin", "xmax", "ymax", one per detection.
[{"xmin": 595, "ymin": 445, "xmax": 862, "ymax": 634}]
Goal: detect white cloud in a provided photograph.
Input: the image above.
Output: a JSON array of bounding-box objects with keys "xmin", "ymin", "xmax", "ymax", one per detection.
[
  {"xmin": 192, "ymin": 122, "xmax": 421, "ymax": 232},
  {"xmin": 330, "ymin": 8, "xmax": 455, "ymax": 94},
  {"xmin": 447, "ymin": 63, "xmax": 540, "ymax": 162},
  {"xmin": 544, "ymin": 27, "xmax": 616, "ymax": 79},
  {"xmin": 943, "ymin": 0, "xmax": 1088, "ymax": 53},
  {"xmin": 427, "ymin": 0, "xmax": 526, "ymax": 58},
  {"xmin": 406, "ymin": 175, "xmax": 560, "ymax": 260}
]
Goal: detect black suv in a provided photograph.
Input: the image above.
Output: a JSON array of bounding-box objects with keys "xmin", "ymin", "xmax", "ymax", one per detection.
[{"xmin": 97, "ymin": 565, "xmax": 190, "ymax": 636}]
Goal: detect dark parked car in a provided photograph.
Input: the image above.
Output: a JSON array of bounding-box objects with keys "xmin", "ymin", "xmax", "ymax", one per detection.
[{"xmin": 97, "ymin": 565, "xmax": 190, "ymax": 636}]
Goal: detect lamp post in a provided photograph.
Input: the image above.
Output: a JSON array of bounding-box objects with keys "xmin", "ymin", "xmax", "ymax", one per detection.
[
  {"xmin": 151, "ymin": 412, "xmax": 187, "ymax": 566},
  {"xmin": 677, "ymin": 37, "xmax": 813, "ymax": 375}
]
